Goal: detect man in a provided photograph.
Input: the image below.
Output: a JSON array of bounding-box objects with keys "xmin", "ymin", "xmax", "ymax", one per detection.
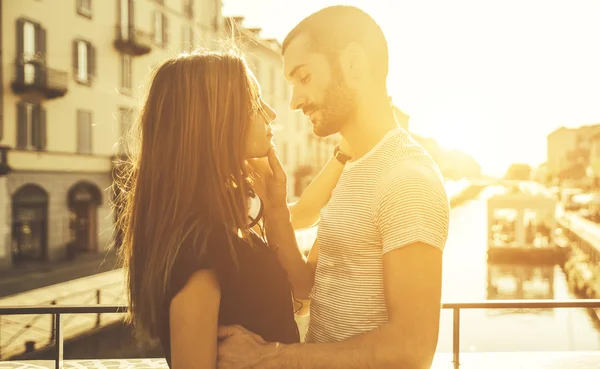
[{"xmin": 217, "ymin": 5, "xmax": 450, "ymax": 369}]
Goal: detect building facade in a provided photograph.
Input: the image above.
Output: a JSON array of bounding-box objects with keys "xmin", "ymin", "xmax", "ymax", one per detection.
[
  {"xmin": 0, "ymin": 0, "xmax": 223, "ymax": 269},
  {"xmin": 547, "ymin": 124, "xmax": 600, "ymax": 187}
]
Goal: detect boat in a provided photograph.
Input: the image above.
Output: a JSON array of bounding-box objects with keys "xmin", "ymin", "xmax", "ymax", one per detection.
[{"xmin": 487, "ymin": 187, "xmax": 567, "ymax": 264}]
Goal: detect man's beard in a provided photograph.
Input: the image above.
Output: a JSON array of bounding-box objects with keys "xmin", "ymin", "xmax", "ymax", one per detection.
[{"xmin": 312, "ymin": 66, "xmax": 356, "ymax": 137}]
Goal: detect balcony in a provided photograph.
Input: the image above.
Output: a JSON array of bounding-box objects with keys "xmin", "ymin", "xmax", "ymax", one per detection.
[
  {"xmin": 11, "ymin": 55, "xmax": 68, "ymax": 99},
  {"xmin": 113, "ymin": 25, "xmax": 152, "ymax": 56},
  {"xmin": 1, "ymin": 299, "xmax": 599, "ymax": 369}
]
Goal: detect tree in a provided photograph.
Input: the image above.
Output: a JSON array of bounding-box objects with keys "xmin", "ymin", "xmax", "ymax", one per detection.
[{"xmin": 504, "ymin": 163, "xmax": 532, "ymax": 180}]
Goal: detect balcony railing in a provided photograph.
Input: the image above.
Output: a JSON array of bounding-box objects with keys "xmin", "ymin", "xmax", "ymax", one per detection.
[
  {"xmin": 1, "ymin": 299, "xmax": 599, "ymax": 369},
  {"xmin": 113, "ymin": 25, "xmax": 152, "ymax": 56},
  {"xmin": 11, "ymin": 56, "xmax": 68, "ymax": 99}
]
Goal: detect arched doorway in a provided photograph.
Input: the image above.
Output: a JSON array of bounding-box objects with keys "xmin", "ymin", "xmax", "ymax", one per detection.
[
  {"xmin": 67, "ymin": 181, "xmax": 102, "ymax": 253},
  {"xmin": 12, "ymin": 184, "xmax": 48, "ymax": 263}
]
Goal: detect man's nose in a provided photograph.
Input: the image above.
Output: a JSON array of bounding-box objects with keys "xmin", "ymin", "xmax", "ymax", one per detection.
[{"xmin": 290, "ymin": 89, "xmax": 305, "ymax": 111}]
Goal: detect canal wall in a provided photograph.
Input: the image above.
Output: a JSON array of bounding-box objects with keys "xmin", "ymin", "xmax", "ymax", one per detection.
[{"xmin": 560, "ymin": 226, "xmax": 600, "ymax": 324}]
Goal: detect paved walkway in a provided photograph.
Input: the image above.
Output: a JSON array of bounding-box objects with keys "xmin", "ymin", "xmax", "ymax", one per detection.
[
  {"xmin": 0, "ymin": 250, "xmax": 119, "ymax": 298},
  {"xmin": 557, "ymin": 209, "xmax": 600, "ymax": 254},
  {"xmin": 0, "ymin": 270, "xmax": 126, "ymax": 359}
]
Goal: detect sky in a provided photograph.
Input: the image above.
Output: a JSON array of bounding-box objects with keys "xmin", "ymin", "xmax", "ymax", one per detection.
[{"xmin": 222, "ymin": 0, "xmax": 600, "ymax": 177}]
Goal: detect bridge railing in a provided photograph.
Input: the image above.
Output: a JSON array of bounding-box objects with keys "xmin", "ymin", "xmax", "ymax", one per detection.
[
  {"xmin": 0, "ymin": 281, "xmax": 124, "ymax": 360},
  {"xmin": 1, "ymin": 299, "xmax": 600, "ymax": 369}
]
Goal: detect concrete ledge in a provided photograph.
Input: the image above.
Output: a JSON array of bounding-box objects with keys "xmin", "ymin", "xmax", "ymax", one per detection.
[{"xmin": 4, "ymin": 351, "xmax": 600, "ymax": 369}]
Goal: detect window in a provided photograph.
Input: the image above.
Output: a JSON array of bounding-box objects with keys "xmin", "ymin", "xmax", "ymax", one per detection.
[
  {"xmin": 296, "ymin": 144, "xmax": 301, "ymax": 167},
  {"xmin": 281, "ymin": 142, "xmax": 288, "ymax": 166},
  {"xmin": 118, "ymin": 107, "xmax": 133, "ymax": 153},
  {"xmin": 183, "ymin": 0, "xmax": 194, "ymax": 18},
  {"xmin": 16, "ymin": 19, "xmax": 46, "ymax": 85},
  {"xmin": 23, "ymin": 22, "xmax": 36, "ymax": 84},
  {"xmin": 73, "ymin": 40, "xmax": 95, "ymax": 84},
  {"xmin": 181, "ymin": 24, "xmax": 194, "ymax": 52},
  {"xmin": 253, "ymin": 60, "xmax": 260, "ymax": 81},
  {"xmin": 16, "ymin": 102, "xmax": 46, "ymax": 151},
  {"xmin": 77, "ymin": 0, "xmax": 92, "ymax": 18},
  {"xmin": 119, "ymin": 0, "xmax": 130, "ymax": 40},
  {"xmin": 153, "ymin": 11, "xmax": 168, "ymax": 46},
  {"xmin": 212, "ymin": 0, "xmax": 221, "ymax": 31},
  {"xmin": 120, "ymin": 54, "xmax": 132, "ymax": 91},
  {"xmin": 119, "ymin": 107, "xmax": 133, "ymax": 138},
  {"xmin": 270, "ymin": 67, "xmax": 276, "ymax": 95},
  {"xmin": 282, "ymin": 78, "xmax": 289, "ymax": 101},
  {"xmin": 77, "ymin": 110, "xmax": 93, "ymax": 154},
  {"xmin": 296, "ymin": 112, "xmax": 303, "ymax": 132}
]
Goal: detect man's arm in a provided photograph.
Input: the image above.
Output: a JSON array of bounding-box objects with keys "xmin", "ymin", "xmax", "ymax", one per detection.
[
  {"xmin": 259, "ymin": 162, "xmax": 450, "ymax": 369},
  {"xmin": 264, "ymin": 208, "xmax": 319, "ymax": 299},
  {"xmin": 289, "ymin": 138, "xmax": 349, "ymax": 230},
  {"xmin": 259, "ymin": 244, "xmax": 442, "ymax": 369}
]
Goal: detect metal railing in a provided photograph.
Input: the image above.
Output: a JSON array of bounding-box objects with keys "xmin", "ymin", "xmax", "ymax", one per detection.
[
  {"xmin": 12, "ymin": 55, "xmax": 69, "ymax": 95},
  {"xmin": 114, "ymin": 25, "xmax": 153, "ymax": 52},
  {"xmin": 0, "ymin": 281, "xmax": 124, "ymax": 360},
  {"xmin": 1, "ymin": 299, "xmax": 599, "ymax": 369}
]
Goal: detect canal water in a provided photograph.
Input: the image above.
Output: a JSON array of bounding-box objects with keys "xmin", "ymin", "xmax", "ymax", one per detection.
[{"xmin": 294, "ymin": 185, "xmax": 600, "ymax": 352}]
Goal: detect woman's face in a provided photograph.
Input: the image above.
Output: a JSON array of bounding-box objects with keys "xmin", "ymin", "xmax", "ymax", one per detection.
[{"xmin": 245, "ymin": 72, "xmax": 277, "ymax": 159}]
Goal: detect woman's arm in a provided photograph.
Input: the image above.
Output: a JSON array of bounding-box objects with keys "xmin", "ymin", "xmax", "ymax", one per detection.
[
  {"xmin": 170, "ymin": 269, "xmax": 221, "ymax": 369},
  {"xmin": 289, "ymin": 138, "xmax": 350, "ymax": 230}
]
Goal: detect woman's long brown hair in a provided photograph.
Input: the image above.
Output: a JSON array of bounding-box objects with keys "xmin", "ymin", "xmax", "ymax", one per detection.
[{"xmin": 114, "ymin": 50, "xmax": 261, "ymax": 340}]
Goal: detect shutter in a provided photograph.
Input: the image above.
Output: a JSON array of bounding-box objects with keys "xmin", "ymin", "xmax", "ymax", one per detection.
[
  {"xmin": 163, "ymin": 13, "xmax": 168, "ymax": 45},
  {"xmin": 73, "ymin": 40, "xmax": 79, "ymax": 80},
  {"xmin": 16, "ymin": 102, "xmax": 27, "ymax": 149},
  {"xmin": 16, "ymin": 19, "xmax": 25, "ymax": 82},
  {"xmin": 151, "ymin": 12, "xmax": 156, "ymax": 42},
  {"xmin": 88, "ymin": 43, "xmax": 96, "ymax": 79},
  {"xmin": 40, "ymin": 107, "xmax": 47, "ymax": 150},
  {"xmin": 77, "ymin": 111, "xmax": 92, "ymax": 154},
  {"xmin": 88, "ymin": 112, "xmax": 93, "ymax": 153},
  {"xmin": 31, "ymin": 104, "xmax": 41, "ymax": 150},
  {"xmin": 77, "ymin": 111, "xmax": 84, "ymax": 152},
  {"xmin": 128, "ymin": 0, "xmax": 134, "ymax": 27},
  {"xmin": 35, "ymin": 26, "xmax": 47, "ymax": 85},
  {"xmin": 16, "ymin": 20, "xmax": 25, "ymax": 56},
  {"xmin": 36, "ymin": 26, "xmax": 46, "ymax": 56}
]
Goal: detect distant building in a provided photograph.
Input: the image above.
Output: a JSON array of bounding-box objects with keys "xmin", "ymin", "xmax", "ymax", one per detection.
[
  {"xmin": 531, "ymin": 163, "xmax": 549, "ymax": 184},
  {"xmin": 0, "ymin": 0, "xmax": 223, "ymax": 269},
  {"xmin": 547, "ymin": 124, "xmax": 600, "ymax": 186},
  {"xmin": 588, "ymin": 128, "xmax": 600, "ymax": 188}
]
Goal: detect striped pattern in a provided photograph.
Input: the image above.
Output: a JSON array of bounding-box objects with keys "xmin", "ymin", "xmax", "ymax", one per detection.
[{"xmin": 305, "ymin": 128, "xmax": 450, "ymax": 343}]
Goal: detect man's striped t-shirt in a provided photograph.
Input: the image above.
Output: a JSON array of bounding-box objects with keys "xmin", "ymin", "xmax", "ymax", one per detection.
[{"xmin": 305, "ymin": 128, "xmax": 450, "ymax": 344}]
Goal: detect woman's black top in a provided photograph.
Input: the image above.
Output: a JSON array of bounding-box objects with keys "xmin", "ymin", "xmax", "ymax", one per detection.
[{"xmin": 158, "ymin": 225, "xmax": 300, "ymax": 367}]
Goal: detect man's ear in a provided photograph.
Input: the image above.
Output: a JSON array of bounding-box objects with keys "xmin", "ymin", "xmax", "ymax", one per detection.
[{"xmin": 342, "ymin": 42, "xmax": 368, "ymax": 80}]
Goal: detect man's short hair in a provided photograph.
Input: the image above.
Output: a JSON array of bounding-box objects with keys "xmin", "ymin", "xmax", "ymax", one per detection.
[{"xmin": 282, "ymin": 5, "xmax": 389, "ymax": 88}]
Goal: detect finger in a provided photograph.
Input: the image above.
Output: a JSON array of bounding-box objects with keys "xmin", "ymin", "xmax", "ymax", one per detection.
[
  {"xmin": 267, "ymin": 149, "xmax": 286, "ymax": 182},
  {"xmin": 248, "ymin": 158, "xmax": 273, "ymax": 179},
  {"xmin": 217, "ymin": 325, "xmax": 241, "ymax": 340}
]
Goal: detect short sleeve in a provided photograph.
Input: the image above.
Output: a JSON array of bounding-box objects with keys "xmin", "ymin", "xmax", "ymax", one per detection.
[
  {"xmin": 167, "ymin": 226, "xmax": 235, "ymax": 301},
  {"xmin": 373, "ymin": 160, "xmax": 450, "ymax": 254}
]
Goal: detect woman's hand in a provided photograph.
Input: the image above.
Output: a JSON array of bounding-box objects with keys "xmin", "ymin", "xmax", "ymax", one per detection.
[{"xmin": 247, "ymin": 149, "xmax": 288, "ymax": 212}]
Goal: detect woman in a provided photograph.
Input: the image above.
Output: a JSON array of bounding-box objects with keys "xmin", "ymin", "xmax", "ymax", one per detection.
[{"xmin": 116, "ymin": 50, "xmax": 348, "ymax": 368}]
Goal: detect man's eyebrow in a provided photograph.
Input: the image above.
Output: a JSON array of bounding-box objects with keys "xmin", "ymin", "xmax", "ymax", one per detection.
[{"xmin": 287, "ymin": 64, "xmax": 307, "ymax": 79}]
